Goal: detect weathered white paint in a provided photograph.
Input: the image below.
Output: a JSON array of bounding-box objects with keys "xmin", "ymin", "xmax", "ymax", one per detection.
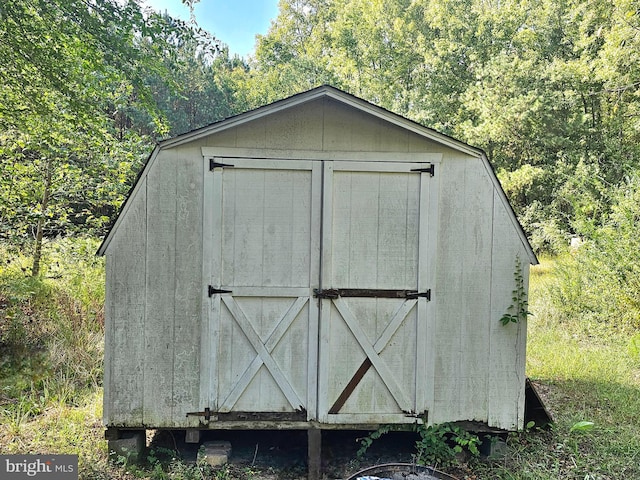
[
  {"xmin": 318, "ymin": 161, "xmax": 431, "ymax": 424},
  {"xmin": 103, "ymin": 148, "xmax": 205, "ymax": 429},
  {"xmin": 143, "ymin": 150, "xmax": 176, "ymax": 427},
  {"xmin": 172, "ymin": 149, "xmax": 203, "ymax": 426},
  {"xmin": 200, "ymin": 148, "xmax": 443, "ymax": 163},
  {"xmin": 101, "ymin": 86, "xmax": 536, "ymax": 433},
  {"xmin": 203, "ymin": 158, "xmax": 320, "ymax": 416},
  {"xmin": 103, "ymin": 176, "xmax": 147, "ymax": 426},
  {"xmin": 487, "ymin": 189, "xmax": 529, "ymax": 429},
  {"xmin": 163, "ymin": 88, "xmax": 480, "ymax": 157},
  {"xmin": 431, "ymin": 156, "xmax": 496, "ymax": 425}
]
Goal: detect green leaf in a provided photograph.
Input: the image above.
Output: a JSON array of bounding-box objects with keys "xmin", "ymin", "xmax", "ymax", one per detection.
[{"xmin": 570, "ymin": 421, "xmax": 595, "ymax": 433}]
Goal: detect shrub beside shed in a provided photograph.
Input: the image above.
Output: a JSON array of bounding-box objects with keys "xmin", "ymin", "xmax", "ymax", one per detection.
[{"xmin": 98, "ymin": 85, "xmax": 537, "ymax": 471}]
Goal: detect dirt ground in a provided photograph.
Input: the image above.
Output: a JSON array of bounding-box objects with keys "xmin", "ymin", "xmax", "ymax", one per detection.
[{"xmin": 149, "ymin": 429, "xmax": 467, "ymax": 480}]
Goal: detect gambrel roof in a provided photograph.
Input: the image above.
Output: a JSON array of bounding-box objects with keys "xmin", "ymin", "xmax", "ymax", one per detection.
[{"xmin": 99, "ymin": 85, "xmax": 537, "ymax": 264}]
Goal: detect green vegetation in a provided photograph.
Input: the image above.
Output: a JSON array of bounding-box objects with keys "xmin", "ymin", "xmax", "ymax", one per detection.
[
  {"xmin": 4, "ymin": 0, "xmax": 640, "ymax": 264},
  {"xmin": 500, "ymin": 256, "xmax": 531, "ymax": 326},
  {"xmin": 411, "ymin": 423, "xmax": 482, "ymax": 468},
  {"xmin": 357, "ymin": 422, "xmax": 482, "ymax": 468},
  {"xmin": 252, "ymin": 0, "xmax": 640, "ymax": 254},
  {"xmin": 0, "ymin": 0, "xmax": 248, "ymax": 274},
  {"xmin": 352, "ymin": 256, "xmax": 639, "ymax": 479},
  {"xmin": 1, "ymin": 0, "xmax": 640, "ymax": 478},
  {"xmin": 0, "ymin": 238, "xmax": 107, "ymax": 477},
  {"xmin": 1, "ymin": 240, "xmax": 638, "ymax": 479},
  {"xmin": 469, "ymin": 257, "xmax": 640, "ymax": 479}
]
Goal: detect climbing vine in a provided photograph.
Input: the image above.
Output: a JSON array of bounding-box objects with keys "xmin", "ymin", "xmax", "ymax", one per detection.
[{"xmin": 500, "ymin": 256, "xmax": 531, "ymax": 326}]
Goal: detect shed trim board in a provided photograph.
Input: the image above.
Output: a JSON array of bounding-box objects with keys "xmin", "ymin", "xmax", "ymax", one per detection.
[
  {"xmin": 98, "ymin": 86, "xmax": 537, "ymax": 265},
  {"xmin": 201, "ymin": 147, "xmax": 444, "ymax": 163}
]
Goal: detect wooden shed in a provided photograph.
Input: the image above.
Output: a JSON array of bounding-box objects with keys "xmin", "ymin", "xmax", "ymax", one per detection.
[{"xmin": 98, "ymin": 85, "xmax": 537, "ymax": 462}]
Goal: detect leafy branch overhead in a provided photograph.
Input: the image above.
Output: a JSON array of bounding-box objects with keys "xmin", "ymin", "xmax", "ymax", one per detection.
[
  {"xmin": 500, "ymin": 256, "xmax": 531, "ymax": 326},
  {"xmin": 0, "ymin": 0, "xmax": 244, "ymax": 274}
]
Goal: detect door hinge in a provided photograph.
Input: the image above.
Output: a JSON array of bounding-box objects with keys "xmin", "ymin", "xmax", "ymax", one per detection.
[
  {"xmin": 208, "ymin": 285, "xmax": 233, "ymax": 297},
  {"xmin": 411, "ymin": 164, "xmax": 435, "ymax": 176},
  {"xmin": 209, "ymin": 158, "xmax": 234, "ymax": 170},
  {"xmin": 186, "ymin": 407, "xmax": 214, "ymax": 421},
  {"xmin": 406, "ymin": 289, "xmax": 431, "ymax": 301}
]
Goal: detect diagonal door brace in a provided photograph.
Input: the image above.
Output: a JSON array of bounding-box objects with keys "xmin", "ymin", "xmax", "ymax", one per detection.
[
  {"xmin": 220, "ymin": 296, "xmax": 306, "ymax": 411},
  {"xmin": 328, "ymin": 297, "xmax": 416, "ymax": 414}
]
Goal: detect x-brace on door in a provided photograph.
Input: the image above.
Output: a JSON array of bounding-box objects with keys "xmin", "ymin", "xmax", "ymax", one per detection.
[
  {"xmin": 317, "ymin": 161, "xmax": 433, "ymax": 424},
  {"xmin": 203, "ymin": 157, "xmax": 434, "ymax": 424}
]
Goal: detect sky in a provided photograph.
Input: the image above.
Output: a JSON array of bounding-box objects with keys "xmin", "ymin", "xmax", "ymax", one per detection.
[{"xmin": 142, "ymin": 0, "xmax": 280, "ymax": 58}]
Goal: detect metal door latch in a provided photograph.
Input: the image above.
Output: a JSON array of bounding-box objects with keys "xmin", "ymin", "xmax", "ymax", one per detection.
[{"xmin": 314, "ymin": 288, "xmax": 431, "ymax": 301}]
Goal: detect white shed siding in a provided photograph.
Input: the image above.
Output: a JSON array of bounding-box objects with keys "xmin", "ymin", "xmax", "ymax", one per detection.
[
  {"xmin": 458, "ymin": 159, "xmax": 494, "ymax": 424},
  {"xmin": 104, "ymin": 176, "xmax": 146, "ymax": 426},
  {"xmin": 143, "ymin": 150, "xmax": 177, "ymax": 427},
  {"xmin": 488, "ymin": 189, "xmax": 529, "ymax": 430},
  {"xmin": 432, "ymin": 156, "xmax": 488, "ymax": 424},
  {"xmin": 322, "ymin": 101, "xmax": 411, "ymax": 152},
  {"xmin": 430, "ymin": 155, "xmax": 528, "ymax": 430},
  {"xmin": 202, "ymin": 99, "xmax": 442, "ymax": 155},
  {"xmin": 104, "ymin": 149, "xmax": 204, "ymax": 428},
  {"xmin": 171, "ymin": 148, "xmax": 204, "ymax": 426},
  {"xmin": 102, "ymin": 86, "xmax": 535, "ymax": 432}
]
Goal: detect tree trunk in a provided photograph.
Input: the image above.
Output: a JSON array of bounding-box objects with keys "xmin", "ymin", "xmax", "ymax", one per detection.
[{"xmin": 31, "ymin": 157, "xmax": 53, "ymax": 277}]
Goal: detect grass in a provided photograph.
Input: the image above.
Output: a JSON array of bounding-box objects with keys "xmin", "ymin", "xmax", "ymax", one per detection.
[
  {"xmin": 0, "ymin": 238, "xmax": 110, "ymax": 478},
  {"xmin": 1, "ymin": 242, "xmax": 639, "ymax": 479},
  {"xmin": 469, "ymin": 256, "xmax": 640, "ymax": 479},
  {"xmin": 1, "ymin": 389, "xmax": 108, "ymax": 476}
]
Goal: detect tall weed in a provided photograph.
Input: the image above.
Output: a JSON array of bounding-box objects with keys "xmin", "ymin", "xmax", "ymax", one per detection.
[
  {"xmin": 546, "ymin": 176, "xmax": 640, "ymax": 336},
  {"xmin": 0, "ymin": 237, "xmax": 104, "ymax": 411}
]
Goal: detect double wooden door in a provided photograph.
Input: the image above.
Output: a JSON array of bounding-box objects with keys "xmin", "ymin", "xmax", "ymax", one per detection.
[{"xmin": 204, "ymin": 157, "xmax": 433, "ymax": 424}]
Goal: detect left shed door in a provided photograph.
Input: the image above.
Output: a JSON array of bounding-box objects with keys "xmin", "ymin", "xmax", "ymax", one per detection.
[{"xmin": 203, "ymin": 158, "xmax": 322, "ymax": 419}]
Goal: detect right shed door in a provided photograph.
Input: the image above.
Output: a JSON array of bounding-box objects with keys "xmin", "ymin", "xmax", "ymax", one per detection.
[{"xmin": 318, "ymin": 161, "xmax": 433, "ymax": 424}]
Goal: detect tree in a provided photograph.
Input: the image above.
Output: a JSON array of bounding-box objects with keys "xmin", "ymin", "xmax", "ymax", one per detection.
[
  {"xmin": 250, "ymin": 0, "xmax": 640, "ymax": 252},
  {"xmin": 148, "ymin": 22, "xmax": 251, "ymax": 136},
  {"xmin": 0, "ymin": 0, "xmax": 184, "ymax": 274}
]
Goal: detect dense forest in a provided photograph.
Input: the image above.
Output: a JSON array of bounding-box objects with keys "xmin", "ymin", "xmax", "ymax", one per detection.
[{"xmin": 1, "ymin": 0, "xmax": 640, "ymax": 327}]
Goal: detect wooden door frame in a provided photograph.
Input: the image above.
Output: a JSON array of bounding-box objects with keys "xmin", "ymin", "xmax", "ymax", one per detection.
[{"xmin": 200, "ymin": 149, "xmax": 440, "ymax": 424}]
